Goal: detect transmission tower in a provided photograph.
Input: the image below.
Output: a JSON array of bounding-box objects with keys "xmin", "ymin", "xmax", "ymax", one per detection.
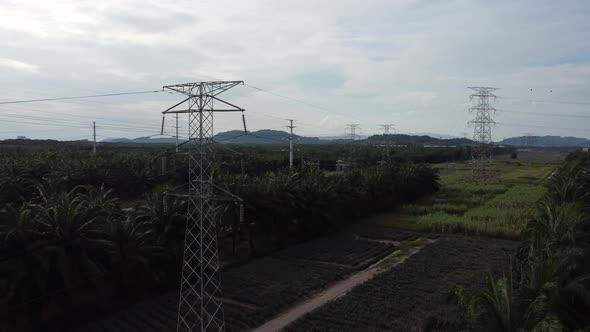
[
  {"xmin": 345, "ymin": 124, "xmax": 361, "ymax": 141},
  {"xmin": 341, "ymin": 124, "xmax": 361, "ymax": 169},
  {"xmin": 467, "ymin": 86, "xmax": 498, "ymax": 180},
  {"xmin": 377, "ymin": 124, "xmax": 395, "ymax": 165},
  {"xmin": 378, "ymin": 124, "xmax": 395, "ymax": 135},
  {"xmin": 161, "ymin": 81, "xmax": 244, "ymax": 332}
]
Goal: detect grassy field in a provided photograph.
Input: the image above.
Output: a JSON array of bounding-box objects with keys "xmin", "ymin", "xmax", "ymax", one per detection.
[{"xmin": 364, "ymin": 151, "xmax": 565, "ymax": 239}]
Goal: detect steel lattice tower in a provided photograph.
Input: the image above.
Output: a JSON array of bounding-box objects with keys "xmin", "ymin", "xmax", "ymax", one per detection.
[
  {"xmin": 345, "ymin": 124, "xmax": 361, "ymax": 141},
  {"xmin": 467, "ymin": 86, "xmax": 498, "ymax": 180},
  {"xmin": 378, "ymin": 124, "xmax": 395, "ymax": 136},
  {"xmin": 162, "ymin": 81, "xmax": 244, "ymax": 332},
  {"xmin": 377, "ymin": 124, "xmax": 395, "ymax": 165},
  {"xmin": 344, "ymin": 124, "xmax": 361, "ymax": 166}
]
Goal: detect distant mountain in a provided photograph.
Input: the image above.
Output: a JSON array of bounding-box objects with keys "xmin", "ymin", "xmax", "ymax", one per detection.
[
  {"xmin": 214, "ymin": 129, "xmax": 330, "ymax": 144},
  {"xmin": 366, "ymin": 134, "xmax": 472, "ymax": 146},
  {"xmin": 101, "ymin": 131, "xmax": 477, "ymax": 146},
  {"xmin": 499, "ymin": 136, "xmax": 590, "ymax": 147},
  {"xmin": 102, "ymin": 136, "xmax": 180, "ymax": 144},
  {"xmin": 102, "ymin": 130, "xmax": 338, "ymax": 145}
]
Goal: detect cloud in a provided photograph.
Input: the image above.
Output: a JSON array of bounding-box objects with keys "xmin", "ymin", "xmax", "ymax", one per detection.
[
  {"xmin": 0, "ymin": 58, "xmax": 39, "ymax": 73},
  {"xmin": 0, "ymin": 0, "xmax": 589, "ymax": 140}
]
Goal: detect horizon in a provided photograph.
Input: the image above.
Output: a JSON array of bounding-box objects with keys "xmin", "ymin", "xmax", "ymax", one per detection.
[{"xmin": 4, "ymin": 129, "xmax": 588, "ymax": 145}]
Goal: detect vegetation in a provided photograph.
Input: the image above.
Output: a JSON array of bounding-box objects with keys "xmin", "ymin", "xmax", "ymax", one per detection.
[
  {"xmin": 82, "ymin": 229, "xmax": 402, "ymax": 331},
  {"xmin": 433, "ymin": 151, "xmax": 590, "ymax": 331},
  {"xmin": 368, "ymin": 152, "xmax": 562, "ymax": 238},
  {"xmin": 274, "ymin": 233, "xmax": 395, "ymax": 268},
  {"xmin": 0, "ymin": 144, "xmax": 440, "ymax": 330},
  {"xmin": 288, "ymin": 236, "xmax": 516, "ymax": 331}
]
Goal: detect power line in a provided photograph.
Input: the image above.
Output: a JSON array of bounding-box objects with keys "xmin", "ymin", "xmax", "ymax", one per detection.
[
  {"xmin": 497, "ymin": 108, "xmax": 590, "ymax": 119},
  {"xmin": 497, "ymin": 121, "xmax": 590, "ymax": 132},
  {"xmin": 499, "ymin": 96, "xmax": 590, "ymax": 106},
  {"xmin": 0, "ymin": 104, "xmax": 163, "ymax": 127},
  {"xmin": 0, "ymin": 119, "xmax": 89, "ymax": 129},
  {"xmin": 0, "ymin": 90, "xmax": 160, "ymax": 105},
  {"xmin": 248, "ymin": 109, "xmax": 344, "ymax": 135},
  {"xmin": 244, "ymin": 83, "xmax": 362, "ymax": 122},
  {"xmin": 0, "ymin": 113, "xmax": 164, "ymax": 133},
  {"xmin": 0, "ymin": 118, "xmax": 175, "ymax": 137}
]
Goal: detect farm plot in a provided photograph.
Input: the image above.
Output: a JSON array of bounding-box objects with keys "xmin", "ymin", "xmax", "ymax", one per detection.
[
  {"xmin": 75, "ymin": 229, "xmax": 403, "ymax": 332},
  {"xmin": 287, "ymin": 236, "xmax": 517, "ymax": 332},
  {"xmin": 222, "ymin": 257, "xmax": 349, "ymax": 310},
  {"xmin": 76, "ymin": 258, "xmax": 350, "ymax": 332},
  {"xmin": 274, "ymin": 233, "xmax": 396, "ymax": 268}
]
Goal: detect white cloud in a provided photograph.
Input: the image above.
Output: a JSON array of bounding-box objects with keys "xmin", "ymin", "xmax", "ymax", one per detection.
[
  {"xmin": 0, "ymin": 0, "xmax": 589, "ymax": 140},
  {"xmin": 0, "ymin": 58, "xmax": 39, "ymax": 73}
]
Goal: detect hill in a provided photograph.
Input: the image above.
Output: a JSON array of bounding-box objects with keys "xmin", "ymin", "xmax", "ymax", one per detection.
[
  {"xmin": 366, "ymin": 134, "xmax": 472, "ymax": 146},
  {"xmin": 499, "ymin": 135, "xmax": 590, "ymax": 147},
  {"xmin": 102, "ymin": 130, "xmax": 342, "ymax": 145}
]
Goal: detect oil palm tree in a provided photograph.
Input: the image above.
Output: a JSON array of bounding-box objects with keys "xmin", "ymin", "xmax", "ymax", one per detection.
[
  {"xmin": 0, "ymin": 205, "xmax": 50, "ymax": 306},
  {"xmin": 32, "ymin": 186, "xmax": 112, "ymax": 292},
  {"xmin": 133, "ymin": 192, "xmax": 186, "ymax": 279},
  {"xmin": 106, "ymin": 216, "xmax": 164, "ymax": 294}
]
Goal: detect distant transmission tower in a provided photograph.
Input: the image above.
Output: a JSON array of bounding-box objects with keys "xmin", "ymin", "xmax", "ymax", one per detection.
[
  {"xmin": 467, "ymin": 86, "xmax": 498, "ymax": 180},
  {"xmin": 378, "ymin": 124, "xmax": 395, "ymax": 165},
  {"xmin": 345, "ymin": 124, "xmax": 361, "ymax": 141},
  {"xmin": 161, "ymin": 81, "xmax": 244, "ymax": 332},
  {"xmin": 344, "ymin": 124, "xmax": 361, "ymax": 168},
  {"xmin": 378, "ymin": 124, "xmax": 395, "ymax": 135}
]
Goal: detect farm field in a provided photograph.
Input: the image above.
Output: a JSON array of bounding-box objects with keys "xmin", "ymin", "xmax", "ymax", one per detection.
[
  {"xmin": 365, "ymin": 151, "xmax": 565, "ymax": 239},
  {"xmin": 287, "ymin": 236, "xmax": 517, "ymax": 331},
  {"xmin": 75, "ymin": 226, "xmax": 516, "ymax": 332},
  {"xmin": 75, "ymin": 228, "xmax": 405, "ymax": 331}
]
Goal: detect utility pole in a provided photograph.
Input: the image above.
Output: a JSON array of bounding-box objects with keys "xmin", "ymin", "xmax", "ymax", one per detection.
[
  {"xmin": 175, "ymin": 114, "xmax": 180, "ymax": 153},
  {"xmin": 92, "ymin": 121, "xmax": 96, "ymax": 154},
  {"xmin": 161, "ymin": 81, "xmax": 244, "ymax": 332},
  {"xmin": 287, "ymin": 119, "xmax": 296, "ymax": 169},
  {"xmin": 467, "ymin": 86, "xmax": 498, "ymax": 181}
]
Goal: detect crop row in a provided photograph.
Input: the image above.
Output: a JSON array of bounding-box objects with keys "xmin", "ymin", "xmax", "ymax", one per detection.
[
  {"xmin": 274, "ymin": 233, "xmax": 396, "ymax": 268},
  {"xmin": 287, "ymin": 236, "xmax": 516, "ymax": 332},
  {"xmin": 77, "ymin": 225, "xmax": 411, "ymax": 331}
]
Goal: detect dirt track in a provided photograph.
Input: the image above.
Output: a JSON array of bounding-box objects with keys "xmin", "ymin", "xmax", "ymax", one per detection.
[{"xmin": 253, "ymin": 243, "xmax": 426, "ymax": 332}]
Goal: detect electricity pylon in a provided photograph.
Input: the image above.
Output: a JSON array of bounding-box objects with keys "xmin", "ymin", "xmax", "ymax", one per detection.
[
  {"xmin": 468, "ymin": 86, "xmax": 498, "ymax": 180},
  {"xmin": 378, "ymin": 124, "xmax": 395, "ymax": 135},
  {"xmin": 161, "ymin": 81, "xmax": 244, "ymax": 332},
  {"xmin": 345, "ymin": 124, "xmax": 361, "ymax": 141},
  {"xmin": 378, "ymin": 124, "xmax": 395, "ymax": 165},
  {"xmin": 344, "ymin": 124, "xmax": 361, "ymax": 167}
]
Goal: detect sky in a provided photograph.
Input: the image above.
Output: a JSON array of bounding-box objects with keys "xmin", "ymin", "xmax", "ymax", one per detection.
[{"xmin": 0, "ymin": 0, "xmax": 589, "ymax": 141}]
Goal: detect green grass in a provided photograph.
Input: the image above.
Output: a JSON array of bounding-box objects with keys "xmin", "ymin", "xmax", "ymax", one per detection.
[{"xmin": 366, "ymin": 151, "xmax": 564, "ymax": 239}]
